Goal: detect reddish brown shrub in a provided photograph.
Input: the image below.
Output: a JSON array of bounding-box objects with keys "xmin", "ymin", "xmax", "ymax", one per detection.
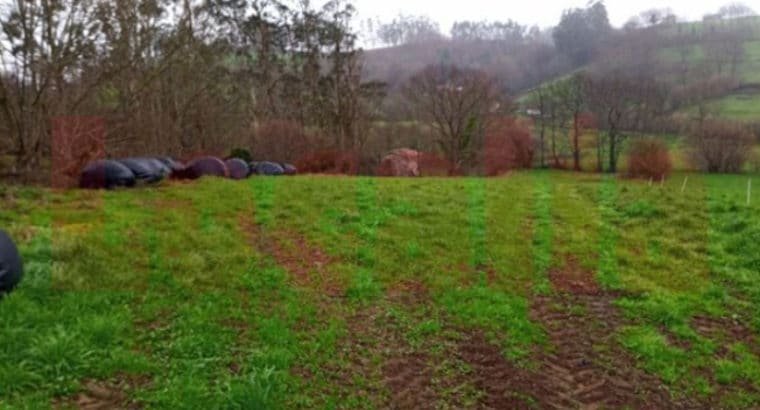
[
  {"xmin": 483, "ymin": 117, "xmax": 534, "ymax": 176},
  {"xmin": 418, "ymin": 152, "xmax": 457, "ymax": 176},
  {"xmin": 688, "ymin": 121, "xmax": 754, "ymax": 173},
  {"xmin": 577, "ymin": 112, "xmax": 598, "ymax": 130},
  {"xmin": 627, "ymin": 138, "xmax": 672, "ymax": 180},
  {"xmin": 295, "ymin": 150, "xmax": 359, "ymax": 175},
  {"xmin": 51, "ymin": 116, "xmax": 105, "ymax": 189}
]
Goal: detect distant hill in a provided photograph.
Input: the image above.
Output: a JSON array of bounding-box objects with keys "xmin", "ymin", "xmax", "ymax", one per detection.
[
  {"xmin": 362, "ymin": 38, "xmax": 570, "ymax": 94},
  {"xmin": 363, "ymin": 17, "xmax": 760, "ymax": 122}
]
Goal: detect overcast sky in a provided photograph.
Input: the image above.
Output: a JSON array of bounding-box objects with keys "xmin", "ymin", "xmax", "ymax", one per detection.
[{"xmin": 350, "ymin": 0, "xmax": 741, "ymax": 30}]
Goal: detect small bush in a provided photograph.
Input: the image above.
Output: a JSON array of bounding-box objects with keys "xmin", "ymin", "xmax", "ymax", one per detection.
[
  {"xmin": 295, "ymin": 150, "xmax": 359, "ymax": 175},
  {"xmin": 627, "ymin": 138, "xmax": 673, "ymax": 180},
  {"xmin": 228, "ymin": 148, "xmax": 252, "ymax": 163},
  {"xmin": 483, "ymin": 117, "xmax": 534, "ymax": 176},
  {"xmin": 51, "ymin": 117, "xmax": 106, "ymax": 188},
  {"xmin": 748, "ymin": 148, "xmax": 760, "ymax": 173},
  {"xmin": 688, "ymin": 121, "xmax": 754, "ymax": 173},
  {"xmin": 418, "ymin": 152, "xmax": 456, "ymax": 176}
]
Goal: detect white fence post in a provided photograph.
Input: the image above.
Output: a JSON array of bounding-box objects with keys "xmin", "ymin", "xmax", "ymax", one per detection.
[{"xmin": 748, "ymin": 179, "xmax": 752, "ymax": 206}]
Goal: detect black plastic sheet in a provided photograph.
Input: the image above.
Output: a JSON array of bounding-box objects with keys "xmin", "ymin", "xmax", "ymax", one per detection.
[
  {"xmin": 79, "ymin": 160, "xmax": 137, "ymax": 189},
  {"xmin": 281, "ymin": 163, "xmax": 298, "ymax": 176},
  {"xmin": 176, "ymin": 157, "xmax": 229, "ymax": 179},
  {"xmin": 225, "ymin": 158, "xmax": 251, "ymax": 180},
  {"xmin": 255, "ymin": 162, "xmax": 285, "ymax": 176},
  {"xmin": 158, "ymin": 157, "xmax": 185, "ymax": 173},
  {"xmin": 117, "ymin": 158, "xmax": 167, "ymax": 184},
  {"xmin": 0, "ymin": 230, "xmax": 23, "ymax": 294}
]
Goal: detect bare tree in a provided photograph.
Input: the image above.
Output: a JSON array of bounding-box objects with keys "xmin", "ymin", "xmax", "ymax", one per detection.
[
  {"xmin": 0, "ymin": 0, "xmax": 380, "ymax": 181},
  {"xmin": 703, "ymin": 29, "xmax": 746, "ymax": 78},
  {"xmin": 552, "ymin": 75, "xmax": 586, "ymax": 171},
  {"xmin": 628, "ymin": 8, "xmax": 677, "ymax": 28},
  {"xmin": 528, "ymin": 86, "xmax": 548, "ymax": 168},
  {"xmin": 540, "ymin": 81, "xmax": 572, "ymax": 168},
  {"xmin": 583, "ymin": 71, "xmax": 667, "ymax": 173},
  {"xmin": 376, "ymin": 14, "xmax": 443, "ymax": 46},
  {"xmin": 689, "ymin": 121, "xmax": 755, "ymax": 173},
  {"xmin": 0, "ymin": 0, "xmax": 102, "ymax": 175},
  {"xmin": 718, "ymin": 2, "xmax": 756, "ymax": 19},
  {"xmin": 403, "ymin": 64, "xmax": 503, "ymax": 173}
]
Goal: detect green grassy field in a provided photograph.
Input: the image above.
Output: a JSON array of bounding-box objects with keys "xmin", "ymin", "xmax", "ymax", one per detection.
[
  {"xmin": 696, "ymin": 94, "xmax": 760, "ymax": 121},
  {"xmin": 1, "ymin": 173, "xmax": 759, "ymax": 408}
]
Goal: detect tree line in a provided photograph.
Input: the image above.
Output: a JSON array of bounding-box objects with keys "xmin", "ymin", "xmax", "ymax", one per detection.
[{"xmin": 0, "ymin": 0, "xmax": 384, "ymax": 180}]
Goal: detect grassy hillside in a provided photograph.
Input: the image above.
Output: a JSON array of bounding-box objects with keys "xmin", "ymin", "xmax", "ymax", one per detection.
[
  {"xmin": 666, "ymin": 37, "xmax": 760, "ymax": 120},
  {"xmin": 514, "ymin": 18, "xmax": 760, "ymax": 121},
  {"xmin": 1, "ymin": 173, "xmax": 759, "ymax": 408}
]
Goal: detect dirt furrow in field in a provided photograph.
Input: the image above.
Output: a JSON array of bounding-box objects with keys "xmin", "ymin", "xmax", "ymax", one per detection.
[
  {"xmin": 324, "ymin": 304, "xmax": 441, "ymax": 409},
  {"xmin": 239, "ymin": 215, "xmax": 345, "ymax": 297},
  {"xmin": 455, "ymin": 257, "xmax": 689, "ymax": 409},
  {"xmin": 53, "ymin": 375, "xmax": 150, "ymax": 410},
  {"xmin": 456, "ymin": 331, "xmax": 549, "ymax": 409},
  {"xmin": 332, "ymin": 277, "xmax": 449, "ymax": 409},
  {"xmin": 530, "ymin": 293, "xmax": 679, "ymax": 409},
  {"xmin": 241, "ymin": 211, "xmax": 442, "ymax": 408},
  {"xmin": 528, "ymin": 261, "xmax": 686, "ymax": 409},
  {"xmin": 454, "ymin": 292, "xmax": 679, "ymax": 410}
]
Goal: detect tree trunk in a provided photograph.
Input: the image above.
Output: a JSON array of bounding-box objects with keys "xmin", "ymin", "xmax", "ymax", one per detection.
[
  {"xmin": 538, "ymin": 93, "xmax": 546, "ymax": 168},
  {"xmin": 540, "ymin": 124, "xmax": 546, "ymax": 168},
  {"xmin": 608, "ymin": 132, "xmax": 617, "ymax": 174},
  {"xmin": 550, "ymin": 124, "xmax": 559, "ymax": 168},
  {"xmin": 596, "ymin": 132, "xmax": 603, "ymax": 172},
  {"xmin": 572, "ymin": 113, "xmax": 581, "ymax": 171}
]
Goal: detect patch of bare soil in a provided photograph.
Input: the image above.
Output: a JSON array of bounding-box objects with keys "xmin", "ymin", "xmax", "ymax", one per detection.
[
  {"xmin": 387, "ymin": 279, "xmax": 429, "ymax": 306},
  {"xmin": 548, "ymin": 255, "xmax": 600, "ymax": 295},
  {"xmin": 54, "ymin": 375, "xmax": 150, "ymax": 410},
  {"xmin": 692, "ymin": 315, "xmax": 758, "ymax": 354},
  {"xmin": 530, "ymin": 293, "xmax": 682, "ymax": 409},
  {"xmin": 453, "ymin": 256, "xmax": 689, "ymax": 409},
  {"xmin": 456, "ymin": 331, "xmax": 548, "ymax": 409},
  {"xmin": 456, "ymin": 264, "xmax": 511, "ymax": 291},
  {"xmin": 239, "ymin": 215, "xmax": 343, "ymax": 296},
  {"xmin": 455, "ymin": 296, "xmax": 683, "ymax": 410},
  {"xmin": 383, "ymin": 352, "xmax": 437, "ymax": 409},
  {"xmin": 328, "ymin": 307, "xmax": 438, "ymax": 409},
  {"xmin": 269, "ymin": 231, "xmax": 333, "ymax": 283},
  {"xmin": 529, "ymin": 257, "xmax": 684, "ymax": 409}
]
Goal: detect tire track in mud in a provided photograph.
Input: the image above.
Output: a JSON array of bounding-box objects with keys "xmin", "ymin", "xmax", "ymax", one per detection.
[
  {"xmin": 529, "ymin": 290, "xmax": 680, "ymax": 409},
  {"xmin": 454, "ymin": 176, "xmax": 685, "ymax": 409},
  {"xmin": 453, "ymin": 278, "xmax": 686, "ymax": 409},
  {"xmin": 53, "ymin": 375, "xmax": 150, "ymax": 410},
  {"xmin": 338, "ymin": 305, "xmax": 439, "ymax": 410},
  {"xmin": 239, "ymin": 213, "xmax": 345, "ymax": 298}
]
